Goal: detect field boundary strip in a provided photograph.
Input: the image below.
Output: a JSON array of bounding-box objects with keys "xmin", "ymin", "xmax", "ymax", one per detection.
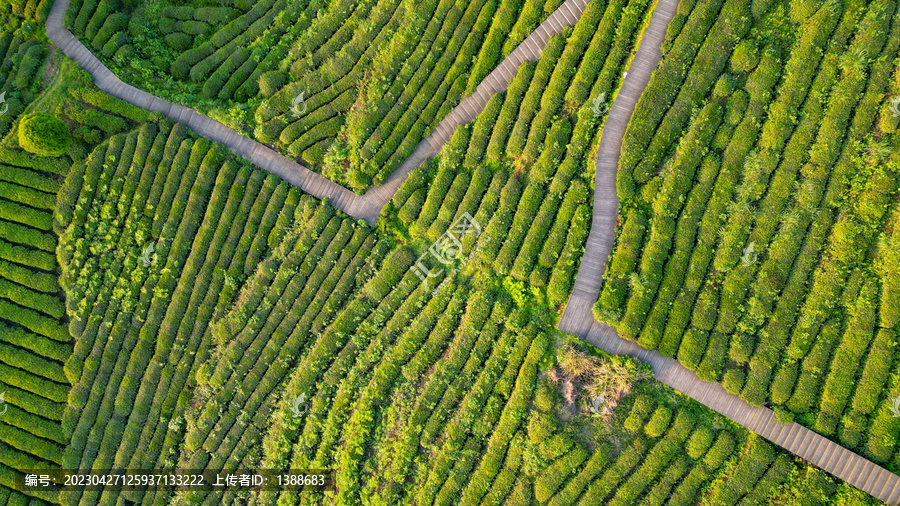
[
  {"xmin": 44, "ymin": 0, "xmax": 591, "ymax": 225},
  {"xmin": 556, "ymin": 0, "xmax": 900, "ymax": 502}
]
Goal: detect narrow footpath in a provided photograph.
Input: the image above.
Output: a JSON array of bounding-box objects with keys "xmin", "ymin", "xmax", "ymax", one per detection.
[
  {"xmin": 46, "ymin": 0, "xmax": 900, "ymax": 502},
  {"xmin": 45, "ymin": 0, "xmax": 589, "ymax": 224},
  {"xmin": 557, "ymin": 0, "xmax": 900, "ymax": 502}
]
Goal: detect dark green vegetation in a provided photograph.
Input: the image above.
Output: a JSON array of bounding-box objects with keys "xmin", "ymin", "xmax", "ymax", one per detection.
[
  {"xmin": 63, "ymin": 0, "xmax": 566, "ymax": 192},
  {"xmin": 598, "ymin": 0, "xmax": 900, "ymax": 473},
  {"xmin": 31, "ymin": 1, "xmax": 665, "ymax": 504},
  {"xmin": 57, "ymin": 120, "xmax": 335, "ymax": 506}
]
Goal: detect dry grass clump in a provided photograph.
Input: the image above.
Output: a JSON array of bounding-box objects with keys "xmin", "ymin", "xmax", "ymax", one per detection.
[{"xmin": 554, "ymin": 344, "xmax": 651, "ymax": 421}]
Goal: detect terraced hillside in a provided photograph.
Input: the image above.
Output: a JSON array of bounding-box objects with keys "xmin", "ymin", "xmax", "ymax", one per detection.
[
  {"xmin": 383, "ymin": 0, "xmax": 653, "ymax": 308},
  {"xmin": 61, "ymin": 0, "xmax": 573, "ymax": 191},
  {"xmin": 597, "ymin": 0, "xmax": 900, "ymax": 471},
  {"xmin": 0, "ymin": 0, "xmax": 897, "ymax": 504},
  {"xmin": 0, "ymin": 36, "xmax": 161, "ymax": 502},
  {"xmin": 587, "ymin": 363, "xmax": 880, "ymax": 506}
]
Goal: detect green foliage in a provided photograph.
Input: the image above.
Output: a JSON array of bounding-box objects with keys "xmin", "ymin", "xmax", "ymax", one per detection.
[
  {"xmin": 731, "ymin": 39, "xmax": 760, "ymax": 72},
  {"xmin": 36, "ymin": 0, "xmax": 900, "ymax": 503},
  {"xmin": 18, "ymin": 112, "xmax": 70, "ymax": 157},
  {"xmin": 644, "ymin": 405, "xmax": 672, "ymax": 437},
  {"xmin": 686, "ymin": 425, "xmax": 715, "ymax": 459}
]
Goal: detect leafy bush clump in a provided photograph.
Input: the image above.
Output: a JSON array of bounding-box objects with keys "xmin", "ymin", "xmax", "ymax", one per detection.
[
  {"xmin": 644, "ymin": 406, "xmax": 672, "ymax": 437},
  {"xmin": 18, "ymin": 112, "xmax": 70, "ymax": 156},
  {"xmin": 730, "ymin": 39, "xmax": 760, "ymax": 73}
]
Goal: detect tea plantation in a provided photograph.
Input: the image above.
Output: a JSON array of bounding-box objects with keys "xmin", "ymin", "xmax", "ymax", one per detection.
[
  {"xmin": 63, "ymin": 0, "xmax": 569, "ymax": 191},
  {"xmin": 0, "ymin": 0, "xmax": 897, "ymax": 504},
  {"xmin": 598, "ymin": 0, "xmax": 900, "ymax": 475}
]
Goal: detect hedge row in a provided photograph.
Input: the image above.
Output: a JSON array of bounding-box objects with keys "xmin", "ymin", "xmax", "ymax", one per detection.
[
  {"xmin": 814, "ymin": 282, "xmax": 878, "ymax": 435},
  {"xmin": 0, "ymin": 198, "xmax": 51, "ymax": 230},
  {"xmin": 519, "ymin": 0, "xmax": 614, "ymax": 163},
  {"xmin": 615, "ymin": 102, "xmax": 723, "ymax": 341},
  {"xmin": 0, "ymin": 362, "xmax": 67, "ymax": 403},
  {"xmin": 438, "ymin": 316, "xmax": 544, "ymax": 502},
  {"xmin": 631, "ymin": 0, "xmax": 750, "ymax": 184},
  {"xmin": 64, "ymin": 105, "xmax": 128, "ymax": 134},
  {"xmin": 65, "ymin": 145, "xmax": 223, "ymax": 481},
  {"xmin": 462, "ymin": 94, "xmax": 504, "ymax": 170},
  {"xmin": 377, "ymin": 295, "xmax": 510, "ymax": 504},
  {"xmin": 0, "ymin": 423, "xmax": 62, "ymax": 464},
  {"xmin": 608, "ymin": 409, "xmax": 695, "ymax": 505},
  {"xmin": 616, "ymin": 0, "xmax": 727, "ymax": 198},
  {"xmin": 169, "ymin": 0, "xmax": 279, "ymax": 80},
  {"xmin": 127, "ymin": 180, "xmax": 324, "ymax": 494},
  {"xmin": 652, "ymin": 47, "xmax": 781, "ymax": 363},
  {"xmin": 486, "ymin": 62, "xmax": 536, "ymax": 164},
  {"xmin": 464, "ymin": 0, "xmax": 530, "ymax": 94},
  {"xmin": 705, "ymin": 438, "xmax": 777, "ymax": 503},
  {"xmin": 255, "ymin": 0, "xmax": 413, "ymax": 125},
  {"xmin": 0, "ymin": 164, "xmax": 60, "ymax": 194},
  {"xmin": 505, "ymin": 35, "xmax": 565, "ymax": 159},
  {"xmin": 741, "ymin": 0, "xmax": 900, "ymax": 410},
  {"xmin": 415, "ymin": 314, "xmax": 539, "ymax": 502},
  {"xmin": 501, "ymin": 0, "xmax": 546, "ymax": 56},
  {"xmin": 0, "ymin": 322, "xmax": 69, "ymax": 363},
  {"xmin": 493, "ymin": 182, "xmax": 546, "ymax": 275},
  {"xmin": 708, "ymin": 4, "xmax": 876, "ymax": 374},
  {"xmin": 534, "ymin": 446, "xmax": 589, "ymax": 503},
  {"xmin": 360, "ymin": 1, "xmax": 502, "ymax": 187},
  {"xmin": 545, "ymin": 443, "xmax": 611, "ymax": 506},
  {"xmin": 547, "ymin": 203, "xmax": 591, "ymax": 305},
  {"xmin": 56, "ymin": 128, "xmax": 334, "ymax": 504},
  {"xmin": 579, "ymin": 437, "xmax": 648, "ymax": 502},
  {"xmin": 0, "ymin": 181, "xmax": 55, "ymax": 211},
  {"xmin": 425, "ymin": 168, "xmax": 490, "ymax": 242},
  {"xmin": 0, "ymin": 147, "xmax": 69, "ymax": 176},
  {"xmin": 188, "ymin": 220, "xmax": 373, "ymax": 471},
  {"xmin": 68, "ymin": 87, "xmax": 159, "ymax": 123},
  {"xmin": 640, "ymin": 152, "xmax": 720, "ymax": 354},
  {"xmin": 0, "ymin": 340, "xmax": 66, "ymax": 384},
  {"xmin": 0, "ymin": 278, "xmax": 64, "ymax": 318}
]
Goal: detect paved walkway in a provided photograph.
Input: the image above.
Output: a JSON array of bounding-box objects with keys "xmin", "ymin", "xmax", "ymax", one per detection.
[
  {"xmin": 557, "ymin": 0, "xmax": 900, "ymax": 503},
  {"xmin": 45, "ymin": 0, "xmax": 589, "ymax": 225},
  {"xmin": 48, "ymin": 0, "xmax": 900, "ymax": 502}
]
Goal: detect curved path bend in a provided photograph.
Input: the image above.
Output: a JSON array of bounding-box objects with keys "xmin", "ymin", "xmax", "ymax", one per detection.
[
  {"xmin": 45, "ymin": 0, "xmax": 589, "ymax": 225},
  {"xmin": 47, "ymin": 0, "xmax": 900, "ymax": 501},
  {"xmin": 558, "ymin": 0, "xmax": 900, "ymax": 503}
]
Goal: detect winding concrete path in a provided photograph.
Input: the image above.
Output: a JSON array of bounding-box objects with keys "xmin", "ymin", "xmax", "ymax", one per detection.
[
  {"xmin": 45, "ymin": 0, "xmax": 589, "ymax": 225},
  {"xmin": 557, "ymin": 0, "xmax": 900, "ymax": 503},
  {"xmin": 47, "ymin": 0, "xmax": 900, "ymax": 502}
]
